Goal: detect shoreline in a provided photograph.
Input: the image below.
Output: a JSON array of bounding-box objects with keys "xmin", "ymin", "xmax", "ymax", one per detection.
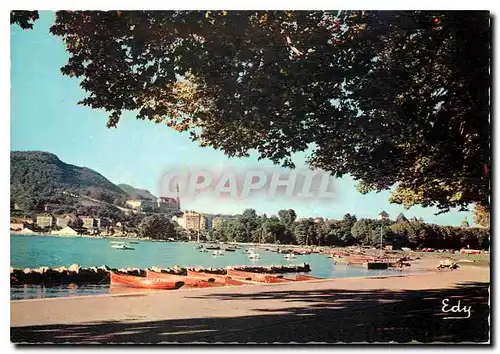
[
  {"xmin": 11, "ymin": 265, "xmax": 489, "ymax": 334},
  {"xmin": 10, "ymin": 269, "xmax": 427, "ymax": 303},
  {"xmin": 10, "ymin": 257, "xmax": 471, "ymax": 303}
]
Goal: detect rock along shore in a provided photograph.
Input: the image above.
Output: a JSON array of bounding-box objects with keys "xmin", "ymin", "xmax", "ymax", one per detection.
[{"xmin": 10, "ymin": 263, "xmax": 311, "ymax": 285}]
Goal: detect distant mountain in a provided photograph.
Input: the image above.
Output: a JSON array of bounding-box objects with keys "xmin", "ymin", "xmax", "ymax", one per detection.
[
  {"xmin": 10, "ymin": 151, "xmax": 128, "ymax": 212},
  {"xmin": 118, "ymin": 184, "xmax": 157, "ymax": 200}
]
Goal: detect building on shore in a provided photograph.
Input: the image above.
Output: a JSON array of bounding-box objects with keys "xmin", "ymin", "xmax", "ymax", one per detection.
[
  {"xmin": 396, "ymin": 213, "xmax": 408, "ymax": 223},
  {"xmin": 378, "ymin": 210, "xmax": 390, "ymax": 220},
  {"xmin": 126, "ymin": 197, "xmax": 181, "ymax": 216},
  {"xmin": 36, "ymin": 214, "xmax": 55, "ymax": 229},
  {"xmin": 156, "ymin": 197, "xmax": 181, "ymax": 216},
  {"xmin": 125, "ymin": 199, "xmax": 156, "ymax": 212},
  {"xmin": 173, "ymin": 211, "xmax": 207, "ymax": 233},
  {"xmin": 80, "ymin": 216, "xmax": 97, "ymax": 230},
  {"xmin": 56, "ymin": 215, "xmax": 72, "ymax": 228}
]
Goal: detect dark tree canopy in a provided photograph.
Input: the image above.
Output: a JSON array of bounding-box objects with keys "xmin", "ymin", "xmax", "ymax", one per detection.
[
  {"xmin": 10, "ymin": 11, "xmax": 39, "ymax": 29},
  {"xmin": 13, "ymin": 11, "xmax": 491, "ymax": 213}
]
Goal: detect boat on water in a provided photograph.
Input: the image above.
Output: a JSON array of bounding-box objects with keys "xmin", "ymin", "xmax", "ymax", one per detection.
[
  {"xmin": 225, "ymin": 247, "xmax": 237, "ymax": 252},
  {"xmin": 193, "ymin": 245, "xmax": 203, "ymax": 250},
  {"xmin": 248, "ymin": 252, "xmax": 260, "ymax": 259},
  {"xmin": 111, "ymin": 244, "xmax": 135, "ymax": 250},
  {"xmin": 110, "ymin": 272, "xmax": 184, "ymax": 290},
  {"xmin": 284, "ymin": 253, "xmax": 297, "ymax": 259},
  {"xmin": 199, "ymin": 249, "xmax": 208, "ymax": 253},
  {"xmin": 205, "ymin": 246, "xmax": 220, "ymax": 250},
  {"xmin": 212, "ymin": 250, "xmax": 224, "ymax": 256},
  {"xmin": 145, "ymin": 270, "xmax": 221, "ymax": 288}
]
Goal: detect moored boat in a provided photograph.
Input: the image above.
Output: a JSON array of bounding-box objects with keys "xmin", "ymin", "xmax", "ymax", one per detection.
[
  {"xmin": 110, "ymin": 272, "xmax": 184, "ymax": 290},
  {"xmin": 111, "ymin": 244, "xmax": 135, "ymax": 250},
  {"xmin": 205, "ymin": 246, "xmax": 220, "ymax": 250}
]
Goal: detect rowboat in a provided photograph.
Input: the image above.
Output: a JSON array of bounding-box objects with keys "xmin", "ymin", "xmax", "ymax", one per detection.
[
  {"xmin": 284, "ymin": 253, "xmax": 297, "ymax": 259},
  {"xmin": 187, "ymin": 270, "xmax": 228, "ymax": 284},
  {"xmin": 226, "ymin": 269, "xmax": 283, "ymax": 282},
  {"xmin": 212, "ymin": 250, "xmax": 224, "ymax": 256},
  {"xmin": 205, "ymin": 246, "xmax": 220, "ymax": 250},
  {"xmin": 263, "ymin": 276, "xmax": 295, "ymax": 283},
  {"xmin": 145, "ymin": 270, "xmax": 221, "ymax": 288},
  {"xmin": 296, "ymin": 274, "xmax": 324, "ymax": 281},
  {"xmin": 111, "ymin": 244, "xmax": 135, "ymax": 250},
  {"xmin": 110, "ymin": 272, "xmax": 184, "ymax": 290},
  {"xmin": 186, "ymin": 270, "xmax": 247, "ymax": 286}
]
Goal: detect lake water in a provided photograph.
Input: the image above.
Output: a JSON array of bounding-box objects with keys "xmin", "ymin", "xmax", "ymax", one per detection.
[{"xmin": 11, "ymin": 234, "xmax": 403, "ymax": 300}]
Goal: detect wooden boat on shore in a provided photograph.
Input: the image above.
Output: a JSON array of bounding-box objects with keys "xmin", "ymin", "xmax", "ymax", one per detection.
[
  {"xmin": 296, "ymin": 274, "xmax": 324, "ymax": 281},
  {"xmin": 145, "ymin": 270, "xmax": 221, "ymax": 288},
  {"xmin": 226, "ymin": 269, "xmax": 284, "ymax": 282},
  {"xmin": 110, "ymin": 272, "xmax": 184, "ymax": 290},
  {"xmin": 186, "ymin": 270, "xmax": 247, "ymax": 286},
  {"xmin": 263, "ymin": 276, "xmax": 295, "ymax": 283}
]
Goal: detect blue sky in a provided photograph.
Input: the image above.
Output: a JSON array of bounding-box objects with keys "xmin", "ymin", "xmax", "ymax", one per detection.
[{"xmin": 10, "ymin": 11, "xmax": 474, "ymax": 226}]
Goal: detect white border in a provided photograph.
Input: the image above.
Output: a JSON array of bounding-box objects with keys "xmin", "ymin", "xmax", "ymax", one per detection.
[{"xmin": 3, "ymin": 2, "xmax": 497, "ymax": 353}]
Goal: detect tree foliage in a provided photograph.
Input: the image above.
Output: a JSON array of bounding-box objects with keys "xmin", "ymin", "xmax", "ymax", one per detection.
[
  {"xmin": 473, "ymin": 203, "xmax": 490, "ymax": 228},
  {"xmin": 10, "ymin": 11, "xmax": 39, "ymax": 29},
  {"xmin": 139, "ymin": 214, "xmax": 176, "ymax": 239},
  {"xmin": 14, "ymin": 11, "xmax": 491, "ymax": 213}
]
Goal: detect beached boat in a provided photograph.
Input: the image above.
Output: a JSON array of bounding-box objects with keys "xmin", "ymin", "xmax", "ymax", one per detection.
[
  {"xmin": 110, "ymin": 272, "xmax": 184, "ymax": 290},
  {"xmin": 226, "ymin": 269, "xmax": 283, "ymax": 282},
  {"xmin": 263, "ymin": 276, "xmax": 295, "ymax": 283},
  {"xmin": 296, "ymin": 274, "xmax": 324, "ymax": 281},
  {"xmin": 186, "ymin": 270, "xmax": 244, "ymax": 286},
  {"xmin": 145, "ymin": 270, "xmax": 220, "ymax": 288}
]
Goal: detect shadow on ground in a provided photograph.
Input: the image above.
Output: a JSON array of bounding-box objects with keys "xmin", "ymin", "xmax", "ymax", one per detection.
[{"xmin": 11, "ymin": 281, "xmax": 490, "ymax": 344}]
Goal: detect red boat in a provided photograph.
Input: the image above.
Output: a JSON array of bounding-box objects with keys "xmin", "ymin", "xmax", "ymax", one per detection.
[
  {"xmin": 263, "ymin": 276, "xmax": 295, "ymax": 283},
  {"xmin": 296, "ymin": 274, "xmax": 324, "ymax": 281},
  {"xmin": 187, "ymin": 270, "xmax": 231, "ymax": 285},
  {"xmin": 226, "ymin": 269, "xmax": 284, "ymax": 282},
  {"xmin": 145, "ymin": 270, "xmax": 221, "ymax": 288},
  {"xmin": 110, "ymin": 272, "xmax": 184, "ymax": 290},
  {"xmin": 186, "ymin": 270, "xmax": 252, "ymax": 286}
]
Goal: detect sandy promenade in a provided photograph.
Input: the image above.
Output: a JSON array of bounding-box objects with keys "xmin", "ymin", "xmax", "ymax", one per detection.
[{"xmin": 11, "ymin": 261, "xmax": 490, "ymax": 343}]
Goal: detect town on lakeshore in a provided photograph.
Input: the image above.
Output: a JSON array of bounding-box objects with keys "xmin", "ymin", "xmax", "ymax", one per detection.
[{"xmin": 10, "ymin": 10, "xmax": 490, "ymax": 345}]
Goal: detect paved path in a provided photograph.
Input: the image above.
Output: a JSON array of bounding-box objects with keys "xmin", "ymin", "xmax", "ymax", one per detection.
[{"xmin": 11, "ymin": 267, "xmax": 490, "ymax": 343}]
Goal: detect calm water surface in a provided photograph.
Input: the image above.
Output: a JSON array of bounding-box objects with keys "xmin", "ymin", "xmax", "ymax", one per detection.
[{"xmin": 11, "ymin": 234, "xmax": 404, "ymax": 300}]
